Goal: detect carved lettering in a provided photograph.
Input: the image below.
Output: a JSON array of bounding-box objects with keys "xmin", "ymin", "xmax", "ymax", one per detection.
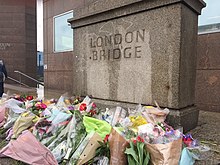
[
  {"xmin": 104, "ymin": 35, "xmax": 112, "ymax": 46},
  {"xmin": 90, "ymin": 38, "xmax": 95, "ymax": 48},
  {"xmin": 113, "ymin": 48, "xmax": 121, "ymax": 59},
  {"xmin": 135, "ymin": 46, "xmax": 141, "ymax": 58},
  {"xmin": 89, "ymin": 29, "xmax": 147, "ymax": 61},
  {"xmin": 93, "ymin": 51, "xmax": 98, "ymax": 60},
  {"xmin": 114, "ymin": 34, "xmax": 122, "ymax": 45},
  {"xmin": 100, "ymin": 50, "xmax": 106, "ymax": 60},
  {"xmin": 136, "ymin": 29, "xmax": 145, "ymax": 42},
  {"xmin": 124, "ymin": 47, "xmax": 132, "ymax": 58},
  {"xmin": 125, "ymin": 32, "xmax": 133, "ymax": 43},
  {"xmin": 97, "ymin": 37, "xmax": 103, "ymax": 47}
]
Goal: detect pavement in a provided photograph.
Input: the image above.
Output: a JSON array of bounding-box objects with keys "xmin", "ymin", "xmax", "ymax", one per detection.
[{"xmin": 190, "ymin": 110, "xmax": 220, "ymax": 165}]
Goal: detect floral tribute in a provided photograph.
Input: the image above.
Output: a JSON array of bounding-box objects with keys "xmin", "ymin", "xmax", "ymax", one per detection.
[{"xmin": 0, "ymin": 94, "xmax": 209, "ymax": 165}]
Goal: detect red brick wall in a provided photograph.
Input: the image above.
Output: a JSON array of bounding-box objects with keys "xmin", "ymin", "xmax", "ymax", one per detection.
[
  {"xmin": 196, "ymin": 32, "xmax": 220, "ymax": 112},
  {"xmin": 0, "ymin": 0, "xmax": 37, "ymax": 86},
  {"xmin": 43, "ymin": 0, "xmax": 84, "ymax": 92}
]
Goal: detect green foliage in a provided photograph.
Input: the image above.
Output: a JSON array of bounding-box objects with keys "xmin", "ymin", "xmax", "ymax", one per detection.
[
  {"xmin": 0, "ymin": 139, "xmax": 7, "ymax": 149},
  {"xmin": 0, "ymin": 127, "xmax": 7, "ymax": 137},
  {"xmin": 95, "ymin": 141, "xmax": 110, "ymax": 158},
  {"xmin": 85, "ymin": 141, "xmax": 110, "ymax": 165},
  {"xmin": 0, "ymin": 127, "xmax": 8, "ymax": 149},
  {"xmin": 125, "ymin": 141, "xmax": 150, "ymax": 165}
]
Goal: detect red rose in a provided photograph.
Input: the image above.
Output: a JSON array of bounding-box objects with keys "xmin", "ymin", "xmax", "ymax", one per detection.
[
  {"xmin": 104, "ymin": 134, "xmax": 110, "ymax": 143},
  {"xmin": 137, "ymin": 136, "xmax": 144, "ymax": 143},
  {"xmin": 26, "ymin": 96, "xmax": 34, "ymax": 101},
  {"xmin": 79, "ymin": 103, "xmax": 87, "ymax": 111},
  {"xmin": 133, "ymin": 139, "xmax": 137, "ymax": 144},
  {"xmin": 89, "ymin": 109, "xmax": 96, "ymax": 116}
]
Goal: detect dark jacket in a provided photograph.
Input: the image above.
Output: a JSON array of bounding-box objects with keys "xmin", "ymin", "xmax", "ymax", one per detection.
[{"xmin": 0, "ymin": 62, "xmax": 7, "ymax": 82}]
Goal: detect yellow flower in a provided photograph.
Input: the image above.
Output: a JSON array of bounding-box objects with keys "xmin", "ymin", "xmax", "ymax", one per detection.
[{"xmin": 129, "ymin": 116, "xmax": 147, "ymax": 129}]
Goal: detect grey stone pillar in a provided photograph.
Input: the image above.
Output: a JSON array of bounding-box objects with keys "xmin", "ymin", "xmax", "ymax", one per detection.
[{"xmin": 68, "ymin": 0, "xmax": 206, "ymax": 132}]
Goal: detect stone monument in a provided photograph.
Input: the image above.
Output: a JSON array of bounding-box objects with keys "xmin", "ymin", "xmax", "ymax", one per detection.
[{"xmin": 68, "ymin": 0, "xmax": 206, "ymax": 132}]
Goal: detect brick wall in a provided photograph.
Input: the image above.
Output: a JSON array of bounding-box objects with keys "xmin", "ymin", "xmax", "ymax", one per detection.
[{"xmin": 196, "ymin": 32, "xmax": 220, "ymax": 112}]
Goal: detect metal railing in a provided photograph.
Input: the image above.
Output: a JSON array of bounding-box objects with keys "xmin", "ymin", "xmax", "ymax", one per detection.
[
  {"xmin": 7, "ymin": 76, "xmax": 30, "ymax": 87},
  {"xmin": 14, "ymin": 70, "xmax": 44, "ymax": 87}
]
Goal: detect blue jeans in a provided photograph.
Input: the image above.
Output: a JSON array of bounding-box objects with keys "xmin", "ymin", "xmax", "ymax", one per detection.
[{"xmin": 0, "ymin": 82, "xmax": 3, "ymax": 97}]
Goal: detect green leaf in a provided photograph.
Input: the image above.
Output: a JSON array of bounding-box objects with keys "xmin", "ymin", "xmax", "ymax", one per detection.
[
  {"xmin": 127, "ymin": 154, "xmax": 137, "ymax": 165},
  {"xmin": 97, "ymin": 140, "xmax": 104, "ymax": 145},
  {"xmin": 143, "ymin": 148, "xmax": 150, "ymax": 165},
  {"xmin": 137, "ymin": 142, "xmax": 145, "ymax": 164},
  {"xmin": 130, "ymin": 141, "xmax": 138, "ymax": 154},
  {"xmin": 125, "ymin": 147, "xmax": 139, "ymax": 163}
]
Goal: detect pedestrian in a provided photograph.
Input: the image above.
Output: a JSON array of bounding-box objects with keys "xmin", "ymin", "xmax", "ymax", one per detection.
[{"xmin": 0, "ymin": 60, "xmax": 7, "ymax": 97}]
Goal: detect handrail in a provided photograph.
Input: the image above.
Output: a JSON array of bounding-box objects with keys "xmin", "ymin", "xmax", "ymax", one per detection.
[
  {"xmin": 14, "ymin": 70, "xmax": 44, "ymax": 86},
  {"xmin": 7, "ymin": 76, "xmax": 30, "ymax": 87}
]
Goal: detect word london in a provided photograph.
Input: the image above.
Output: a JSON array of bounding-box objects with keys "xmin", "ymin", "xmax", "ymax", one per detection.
[{"xmin": 89, "ymin": 29, "xmax": 147, "ymax": 61}]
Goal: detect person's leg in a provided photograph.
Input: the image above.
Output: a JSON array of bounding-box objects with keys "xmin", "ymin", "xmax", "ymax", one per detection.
[{"xmin": 0, "ymin": 82, "xmax": 3, "ymax": 97}]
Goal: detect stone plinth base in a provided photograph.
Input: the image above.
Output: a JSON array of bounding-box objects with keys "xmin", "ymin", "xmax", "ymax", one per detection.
[
  {"xmin": 92, "ymin": 98, "xmax": 198, "ymax": 132},
  {"xmin": 166, "ymin": 106, "xmax": 199, "ymax": 133}
]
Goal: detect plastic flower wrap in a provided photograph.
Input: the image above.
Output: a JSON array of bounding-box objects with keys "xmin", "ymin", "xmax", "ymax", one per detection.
[
  {"xmin": 2, "ymin": 99, "xmax": 27, "ymax": 130},
  {"xmin": 182, "ymin": 134, "xmax": 197, "ymax": 147},
  {"xmin": 46, "ymin": 111, "xmax": 87, "ymax": 163},
  {"xmin": 142, "ymin": 106, "xmax": 169, "ymax": 124},
  {"xmin": 182, "ymin": 134, "xmax": 210, "ymax": 161},
  {"xmin": 34, "ymin": 119, "xmax": 52, "ymax": 140},
  {"xmin": 102, "ymin": 107, "xmax": 127, "ymax": 126},
  {"xmin": 26, "ymin": 100, "xmax": 47, "ymax": 116},
  {"xmin": 74, "ymin": 96, "xmax": 99, "ymax": 117},
  {"xmin": 0, "ymin": 94, "xmax": 191, "ymax": 165},
  {"xmin": 68, "ymin": 131, "xmax": 96, "ymax": 164},
  {"xmin": 11, "ymin": 111, "xmax": 38, "ymax": 139},
  {"xmin": 138, "ymin": 122, "xmax": 182, "ymax": 144}
]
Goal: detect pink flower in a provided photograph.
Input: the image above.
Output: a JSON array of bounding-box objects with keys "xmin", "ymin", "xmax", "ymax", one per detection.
[
  {"xmin": 92, "ymin": 103, "xmax": 96, "ymax": 108},
  {"xmin": 35, "ymin": 102, "xmax": 41, "ymax": 109},
  {"xmin": 35, "ymin": 102, "xmax": 47, "ymax": 110},
  {"xmin": 40, "ymin": 103, "xmax": 47, "ymax": 109}
]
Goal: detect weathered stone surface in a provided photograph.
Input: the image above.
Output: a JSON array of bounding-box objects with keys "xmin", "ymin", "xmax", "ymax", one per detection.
[
  {"xmin": 69, "ymin": 0, "xmax": 205, "ymax": 28},
  {"xmin": 166, "ymin": 106, "xmax": 199, "ymax": 132},
  {"xmin": 69, "ymin": 0, "xmax": 205, "ymax": 109}
]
